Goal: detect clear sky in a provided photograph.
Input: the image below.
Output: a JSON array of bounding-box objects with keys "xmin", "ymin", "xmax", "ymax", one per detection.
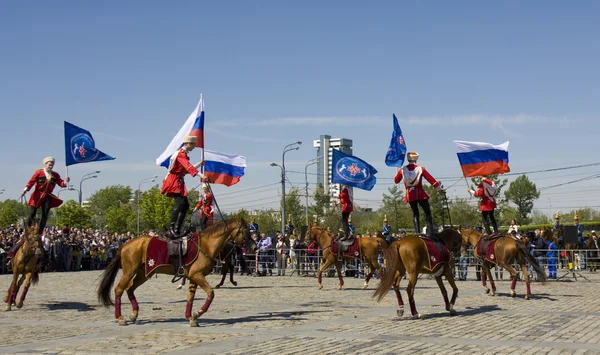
[{"xmin": 1, "ymin": 1, "xmax": 599, "ymax": 218}]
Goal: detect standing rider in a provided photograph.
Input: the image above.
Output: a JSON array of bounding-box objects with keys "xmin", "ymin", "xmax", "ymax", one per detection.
[
  {"xmin": 8, "ymin": 157, "xmax": 69, "ymax": 264},
  {"xmin": 394, "ymin": 151, "xmax": 443, "ymax": 237},
  {"xmin": 193, "ymin": 183, "xmax": 213, "ymax": 230},
  {"xmin": 161, "ymin": 136, "xmax": 204, "ymax": 237},
  {"xmin": 468, "ymin": 176, "xmax": 498, "ymax": 236},
  {"xmin": 335, "ymin": 184, "xmax": 353, "ymax": 240}
]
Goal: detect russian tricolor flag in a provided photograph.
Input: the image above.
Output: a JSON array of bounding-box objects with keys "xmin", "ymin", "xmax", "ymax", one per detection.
[
  {"xmin": 453, "ymin": 140, "xmax": 510, "ymax": 177},
  {"xmin": 156, "ymin": 95, "xmax": 205, "ymax": 168},
  {"xmin": 204, "ymin": 150, "xmax": 246, "ymax": 186}
]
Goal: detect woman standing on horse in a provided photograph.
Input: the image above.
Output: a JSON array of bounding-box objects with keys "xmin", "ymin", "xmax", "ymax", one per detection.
[
  {"xmin": 468, "ymin": 176, "xmax": 498, "ymax": 236},
  {"xmin": 161, "ymin": 136, "xmax": 204, "ymax": 237},
  {"xmin": 393, "ymin": 151, "xmax": 443, "ymax": 238}
]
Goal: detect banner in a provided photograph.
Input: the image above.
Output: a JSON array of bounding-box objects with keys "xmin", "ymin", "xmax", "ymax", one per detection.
[
  {"xmin": 64, "ymin": 121, "xmax": 115, "ymax": 166},
  {"xmin": 331, "ymin": 149, "xmax": 377, "ymax": 191}
]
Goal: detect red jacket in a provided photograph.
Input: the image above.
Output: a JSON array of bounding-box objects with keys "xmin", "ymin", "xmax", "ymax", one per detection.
[
  {"xmin": 194, "ymin": 193, "xmax": 214, "ymax": 219},
  {"xmin": 473, "ymin": 178, "xmax": 497, "ymax": 211},
  {"xmin": 24, "ymin": 169, "xmax": 67, "ymax": 208},
  {"xmin": 161, "ymin": 149, "xmax": 199, "ymax": 197},
  {"xmin": 394, "ymin": 164, "xmax": 440, "ymax": 203},
  {"xmin": 338, "ymin": 187, "xmax": 353, "ymax": 213}
]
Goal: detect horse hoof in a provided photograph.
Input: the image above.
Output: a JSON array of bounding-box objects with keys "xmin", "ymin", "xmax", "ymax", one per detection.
[
  {"xmin": 449, "ymin": 305, "xmax": 456, "ymax": 315},
  {"xmin": 16, "ymin": 301, "xmax": 23, "ymax": 309},
  {"xmin": 318, "ymin": 284, "xmax": 323, "ymax": 290},
  {"xmin": 4, "ymin": 305, "xmax": 11, "ymax": 312},
  {"xmin": 176, "ymin": 285, "xmax": 183, "ymax": 290},
  {"xmin": 397, "ymin": 307, "xmax": 404, "ymax": 317},
  {"xmin": 363, "ymin": 282, "xmax": 369, "ymax": 289},
  {"xmin": 525, "ymin": 295, "xmax": 530, "ymax": 300},
  {"xmin": 189, "ymin": 319, "xmax": 199, "ymax": 327},
  {"xmin": 490, "ymin": 291, "xmax": 496, "ymax": 297},
  {"xmin": 129, "ymin": 312, "xmax": 138, "ymax": 323},
  {"xmin": 412, "ymin": 313, "xmax": 424, "ymax": 320},
  {"xmin": 338, "ymin": 285, "xmax": 343, "ymax": 290},
  {"xmin": 484, "ymin": 288, "xmax": 490, "ymax": 294},
  {"xmin": 215, "ymin": 284, "xmax": 221, "ymax": 289},
  {"xmin": 118, "ymin": 318, "xmax": 128, "ymax": 326},
  {"xmin": 511, "ymin": 290, "xmax": 516, "ymax": 297},
  {"xmin": 193, "ymin": 310, "xmax": 205, "ymax": 319},
  {"xmin": 232, "ymin": 282, "xmax": 238, "ymax": 286}
]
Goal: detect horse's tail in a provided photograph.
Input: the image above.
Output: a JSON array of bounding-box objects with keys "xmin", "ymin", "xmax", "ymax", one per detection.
[
  {"xmin": 373, "ymin": 241, "xmax": 400, "ymax": 302},
  {"xmin": 31, "ymin": 270, "xmax": 39, "ymax": 285},
  {"xmin": 97, "ymin": 247, "xmax": 122, "ymax": 307},
  {"xmin": 516, "ymin": 240, "xmax": 547, "ymax": 284}
]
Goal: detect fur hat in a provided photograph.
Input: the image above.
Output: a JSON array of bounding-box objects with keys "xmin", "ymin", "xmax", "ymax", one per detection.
[
  {"xmin": 43, "ymin": 157, "xmax": 55, "ymax": 165},
  {"xmin": 407, "ymin": 152, "xmax": 419, "ymax": 162},
  {"xmin": 183, "ymin": 136, "xmax": 197, "ymax": 144}
]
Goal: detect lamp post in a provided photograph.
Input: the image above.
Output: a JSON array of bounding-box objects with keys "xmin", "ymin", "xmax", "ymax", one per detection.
[
  {"xmin": 304, "ymin": 157, "xmax": 319, "ymax": 225},
  {"xmin": 547, "ymin": 197, "xmax": 552, "ymax": 219},
  {"xmin": 137, "ymin": 175, "xmax": 158, "ymax": 236},
  {"xmin": 79, "ymin": 171, "xmax": 100, "ymax": 205},
  {"xmin": 270, "ymin": 141, "xmax": 302, "ymax": 235},
  {"xmin": 0, "ymin": 189, "xmax": 5, "ymax": 195}
]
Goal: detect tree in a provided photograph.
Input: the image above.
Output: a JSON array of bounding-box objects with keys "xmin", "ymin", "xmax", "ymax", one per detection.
[
  {"xmin": 504, "ymin": 175, "xmax": 540, "ymax": 224},
  {"xmin": 56, "ymin": 200, "xmax": 92, "ymax": 229},
  {"xmin": 530, "ymin": 209, "xmax": 551, "ymax": 225},
  {"xmin": 140, "ymin": 186, "xmax": 174, "ymax": 232},
  {"xmin": 561, "ymin": 207, "xmax": 600, "ymax": 223},
  {"xmin": 449, "ymin": 198, "xmax": 480, "ymax": 228},
  {"xmin": 310, "ymin": 183, "xmax": 332, "ymax": 218},
  {"xmin": 381, "ymin": 185, "xmax": 410, "ymax": 232},
  {"xmin": 87, "ymin": 185, "xmax": 133, "ymax": 228},
  {"xmin": 284, "ymin": 187, "xmax": 305, "ymax": 231},
  {"xmin": 105, "ymin": 204, "xmax": 136, "ymax": 234},
  {"xmin": 0, "ymin": 199, "xmax": 27, "ymax": 228}
]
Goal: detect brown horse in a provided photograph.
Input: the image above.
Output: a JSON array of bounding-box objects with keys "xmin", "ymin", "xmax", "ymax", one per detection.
[
  {"xmin": 4, "ymin": 226, "xmax": 41, "ymax": 311},
  {"xmin": 373, "ymin": 229, "xmax": 463, "ymax": 319},
  {"xmin": 462, "ymin": 229, "xmax": 546, "ymax": 299},
  {"xmin": 97, "ymin": 217, "xmax": 255, "ymax": 327},
  {"xmin": 586, "ymin": 235, "xmax": 598, "ymax": 272},
  {"xmin": 305, "ymin": 225, "xmax": 388, "ymax": 290}
]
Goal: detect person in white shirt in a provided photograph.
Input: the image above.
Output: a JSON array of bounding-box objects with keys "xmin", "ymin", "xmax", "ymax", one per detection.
[
  {"xmin": 507, "ymin": 219, "xmax": 519, "ymax": 236},
  {"xmin": 275, "ymin": 234, "xmax": 289, "ymax": 276}
]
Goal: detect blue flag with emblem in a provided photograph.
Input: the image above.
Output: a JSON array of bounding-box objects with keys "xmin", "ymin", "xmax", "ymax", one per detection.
[
  {"xmin": 64, "ymin": 121, "xmax": 116, "ymax": 166},
  {"xmin": 385, "ymin": 114, "xmax": 407, "ymax": 167},
  {"xmin": 331, "ymin": 149, "xmax": 378, "ymax": 191}
]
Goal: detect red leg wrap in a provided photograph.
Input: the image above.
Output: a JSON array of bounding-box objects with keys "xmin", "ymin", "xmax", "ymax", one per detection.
[
  {"xmin": 394, "ymin": 288, "xmax": 404, "ymax": 306},
  {"xmin": 114, "ymin": 298, "xmax": 122, "ymax": 319},
  {"xmin": 481, "ymin": 273, "xmax": 487, "ymax": 287},
  {"xmin": 511, "ymin": 277, "xmax": 518, "ymax": 290},
  {"xmin": 200, "ymin": 295, "xmax": 214, "ymax": 313},
  {"xmin": 130, "ymin": 297, "xmax": 139, "ymax": 312},
  {"xmin": 318, "ymin": 272, "xmax": 322, "ymax": 284},
  {"xmin": 19, "ymin": 286, "xmax": 29, "ymax": 302},
  {"xmin": 185, "ymin": 301, "xmax": 193, "ymax": 319},
  {"xmin": 365, "ymin": 273, "xmax": 372, "ymax": 284},
  {"xmin": 526, "ymin": 282, "xmax": 531, "ymax": 296}
]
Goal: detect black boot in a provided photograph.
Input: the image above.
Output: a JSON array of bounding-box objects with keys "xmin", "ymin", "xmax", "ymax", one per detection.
[
  {"xmin": 413, "ymin": 216, "xmax": 421, "ymax": 235},
  {"xmin": 175, "ymin": 212, "xmax": 188, "ymax": 237}
]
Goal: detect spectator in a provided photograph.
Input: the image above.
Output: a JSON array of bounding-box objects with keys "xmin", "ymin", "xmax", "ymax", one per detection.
[{"xmin": 275, "ymin": 233, "xmax": 289, "ymax": 276}]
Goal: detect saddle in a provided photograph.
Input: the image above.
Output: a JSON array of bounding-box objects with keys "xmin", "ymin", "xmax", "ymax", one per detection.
[
  {"xmin": 418, "ymin": 233, "xmax": 446, "ymax": 256},
  {"xmin": 336, "ymin": 231, "xmax": 356, "ymax": 252},
  {"xmin": 160, "ymin": 231, "xmax": 190, "ymax": 279},
  {"xmin": 478, "ymin": 233, "xmax": 502, "ymax": 262}
]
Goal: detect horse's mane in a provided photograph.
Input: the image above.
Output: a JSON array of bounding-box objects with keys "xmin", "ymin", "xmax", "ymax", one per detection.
[{"xmin": 201, "ymin": 217, "xmax": 247, "ymax": 237}]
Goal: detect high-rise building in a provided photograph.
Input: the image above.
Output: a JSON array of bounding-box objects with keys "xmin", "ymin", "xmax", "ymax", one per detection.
[{"xmin": 313, "ymin": 135, "xmax": 353, "ymax": 196}]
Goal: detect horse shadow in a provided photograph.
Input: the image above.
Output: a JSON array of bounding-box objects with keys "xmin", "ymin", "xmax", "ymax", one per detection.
[
  {"xmin": 41, "ymin": 302, "xmax": 96, "ymax": 312},
  {"xmin": 527, "ymin": 293, "xmax": 558, "ymax": 301},
  {"xmin": 403, "ymin": 304, "xmax": 501, "ymax": 320},
  {"xmin": 136, "ymin": 310, "xmax": 325, "ymax": 326}
]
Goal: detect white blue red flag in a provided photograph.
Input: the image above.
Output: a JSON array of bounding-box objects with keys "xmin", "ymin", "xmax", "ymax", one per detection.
[
  {"xmin": 156, "ymin": 95, "xmax": 205, "ymax": 168},
  {"xmin": 453, "ymin": 140, "xmax": 510, "ymax": 177},
  {"xmin": 331, "ymin": 149, "xmax": 377, "ymax": 191},
  {"xmin": 204, "ymin": 150, "xmax": 246, "ymax": 186}
]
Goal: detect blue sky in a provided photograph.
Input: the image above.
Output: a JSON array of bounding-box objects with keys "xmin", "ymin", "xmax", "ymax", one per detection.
[{"xmin": 1, "ymin": 1, "xmax": 599, "ymax": 218}]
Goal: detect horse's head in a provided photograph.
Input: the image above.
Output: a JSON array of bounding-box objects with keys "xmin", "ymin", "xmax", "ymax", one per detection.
[
  {"xmin": 460, "ymin": 229, "xmax": 481, "ymax": 247},
  {"xmin": 305, "ymin": 225, "xmax": 330, "ymax": 244},
  {"xmin": 438, "ymin": 228, "xmax": 463, "ymax": 253},
  {"xmin": 22, "ymin": 224, "xmax": 41, "ymax": 256}
]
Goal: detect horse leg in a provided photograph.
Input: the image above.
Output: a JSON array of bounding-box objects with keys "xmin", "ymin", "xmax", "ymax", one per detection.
[
  {"xmin": 317, "ymin": 258, "xmax": 334, "ymax": 290},
  {"xmin": 395, "ymin": 263, "xmax": 407, "ymax": 317},
  {"xmin": 176, "ymin": 278, "xmax": 186, "ymax": 290},
  {"xmin": 519, "ymin": 260, "xmax": 532, "ymax": 300},
  {"xmin": 215, "ymin": 262, "xmax": 227, "ymax": 289},
  {"xmin": 5, "ymin": 272, "xmax": 20, "ymax": 311},
  {"xmin": 335, "ymin": 259, "xmax": 345, "ymax": 290},
  {"xmin": 363, "ymin": 260, "xmax": 374, "ymax": 289},
  {"xmin": 229, "ymin": 260, "xmax": 237, "ymax": 286},
  {"xmin": 406, "ymin": 271, "xmax": 423, "ymax": 319},
  {"xmin": 125, "ymin": 270, "xmax": 147, "ymax": 323},
  {"xmin": 486, "ymin": 266, "xmax": 497, "ymax": 296},
  {"xmin": 503, "ymin": 263, "xmax": 519, "ymax": 298},
  {"xmin": 185, "ymin": 280, "xmax": 199, "ymax": 327},
  {"xmin": 16, "ymin": 272, "xmax": 33, "ymax": 309},
  {"xmin": 481, "ymin": 265, "xmax": 490, "ymax": 294},
  {"xmin": 11, "ymin": 275, "xmax": 25, "ymax": 307},
  {"xmin": 113, "ymin": 270, "xmax": 136, "ymax": 326},
  {"xmin": 188, "ymin": 274, "xmax": 215, "ymax": 327},
  {"xmin": 444, "ymin": 265, "xmax": 458, "ymax": 315},
  {"xmin": 434, "ymin": 272, "xmax": 450, "ymax": 313}
]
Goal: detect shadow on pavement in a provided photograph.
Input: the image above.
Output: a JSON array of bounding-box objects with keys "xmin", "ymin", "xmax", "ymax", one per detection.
[
  {"xmin": 41, "ymin": 302, "xmax": 96, "ymax": 312},
  {"xmin": 136, "ymin": 310, "xmax": 325, "ymax": 326}
]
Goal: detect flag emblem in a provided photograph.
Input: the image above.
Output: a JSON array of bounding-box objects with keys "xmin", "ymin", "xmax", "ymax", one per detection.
[
  {"xmin": 398, "ymin": 136, "xmax": 405, "ymax": 145},
  {"xmin": 70, "ymin": 133, "xmax": 100, "ymax": 163},
  {"xmin": 347, "ymin": 163, "xmax": 361, "ymax": 176}
]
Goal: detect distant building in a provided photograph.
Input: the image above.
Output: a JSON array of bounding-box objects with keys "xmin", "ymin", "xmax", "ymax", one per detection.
[{"xmin": 312, "ymin": 135, "xmax": 353, "ymax": 197}]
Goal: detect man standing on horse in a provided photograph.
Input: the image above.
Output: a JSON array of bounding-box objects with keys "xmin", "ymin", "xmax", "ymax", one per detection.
[
  {"xmin": 393, "ymin": 151, "xmax": 443, "ymax": 237},
  {"xmin": 193, "ymin": 183, "xmax": 213, "ymax": 231},
  {"xmin": 468, "ymin": 176, "xmax": 498, "ymax": 236},
  {"xmin": 334, "ymin": 184, "xmax": 353, "ymax": 241},
  {"xmin": 161, "ymin": 136, "xmax": 204, "ymax": 237}
]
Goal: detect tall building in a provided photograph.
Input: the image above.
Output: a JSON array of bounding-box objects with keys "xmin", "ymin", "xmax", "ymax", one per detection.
[{"xmin": 313, "ymin": 135, "xmax": 353, "ymax": 196}]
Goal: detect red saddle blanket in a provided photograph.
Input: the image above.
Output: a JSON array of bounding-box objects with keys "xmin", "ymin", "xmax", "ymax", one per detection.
[
  {"xmin": 145, "ymin": 232, "xmax": 200, "ymax": 277},
  {"xmin": 330, "ymin": 238, "xmax": 361, "ymax": 259},
  {"xmin": 421, "ymin": 238, "xmax": 450, "ymax": 272},
  {"xmin": 477, "ymin": 239, "xmax": 499, "ymax": 264}
]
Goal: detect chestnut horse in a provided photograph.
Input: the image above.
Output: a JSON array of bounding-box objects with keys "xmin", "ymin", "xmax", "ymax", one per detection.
[
  {"xmin": 97, "ymin": 217, "xmax": 255, "ymax": 327},
  {"xmin": 4, "ymin": 226, "xmax": 40, "ymax": 311},
  {"xmin": 373, "ymin": 229, "xmax": 463, "ymax": 319},
  {"xmin": 305, "ymin": 225, "xmax": 388, "ymax": 290},
  {"xmin": 462, "ymin": 229, "xmax": 546, "ymax": 300}
]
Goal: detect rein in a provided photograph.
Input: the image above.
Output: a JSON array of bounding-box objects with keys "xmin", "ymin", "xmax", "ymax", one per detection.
[{"xmin": 195, "ymin": 223, "xmax": 245, "ymax": 265}]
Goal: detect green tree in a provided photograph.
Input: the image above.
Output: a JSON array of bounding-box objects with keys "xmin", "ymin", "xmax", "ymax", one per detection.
[
  {"xmin": 381, "ymin": 185, "xmax": 408, "ymax": 232},
  {"xmin": 0, "ymin": 199, "xmax": 27, "ymax": 228},
  {"xmin": 449, "ymin": 198, "xmax": 480, "ymax": 228},
  {"xmin": 561, "ymin": 207, "xmax": 600, "ymax": 223},
  {"xmin": 254, "ymin": 209, "xmax": 281, "ymax": 235},
  {"xmin": 140, "ymin": 186, "xmax": 174, "ymax": 232},
  {"xmin": 310, "ymin": 183, "xmax": 332, "ymax": 218},
  {"xmin": 56, "ymin": 200, "xmax": 92, "ymax": 229},
  {"xmin": 87, "ymin": 185, "xmax": 133, "ymax": 228},
  {"xmin": 284, "ymin": 187, "xmax": 305, "ymax": 231},
  {"xmin": 504, "ymin": 175, "xmax": 540, "ymax": 224},
  {"xmin": 530, "ymin": 209, "xmax": 551, "ymax": 225},
  {"xmin": 105, "ymin": 204, "xmax": 136, "ymax": 234}
]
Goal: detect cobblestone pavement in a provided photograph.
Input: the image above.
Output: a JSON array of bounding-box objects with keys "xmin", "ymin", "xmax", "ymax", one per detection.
[{"xmin": 1, "ymin": 270, "xmax": 600, "ymax": 354}]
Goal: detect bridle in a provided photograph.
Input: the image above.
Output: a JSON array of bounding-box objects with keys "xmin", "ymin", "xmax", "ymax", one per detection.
[
  {"xmin": 195, "ymin": 221, "xmax": 247, "ymax": 265},
  {"xmin": 308, "ymin": 226, "xmax": 335, "ymax": 251}
]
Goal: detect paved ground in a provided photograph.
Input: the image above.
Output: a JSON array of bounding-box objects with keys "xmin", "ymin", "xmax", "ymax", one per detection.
[{"xmin": 1, "ymin": 269, "xmax": 600, "ymax": 355}]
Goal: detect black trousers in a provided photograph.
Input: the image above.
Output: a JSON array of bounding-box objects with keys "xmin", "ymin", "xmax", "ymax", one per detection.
[
  {"xmin": 170, "ymin": 194, "xmax": 189, "ymax": 232},
  {"xmin": 409, "ymin": 199, "xmax": 434, "ymax": 236},
  {"xmin": 481, "ymin": 210, "xmax": 498, "ymax": 235},
  {"xmin": 26, "ymin": 196, "xmax": 51, "ymax": 235},
  {"xmin": 341, "ymin": 212, "xmax": 350, "ymax": 238}
]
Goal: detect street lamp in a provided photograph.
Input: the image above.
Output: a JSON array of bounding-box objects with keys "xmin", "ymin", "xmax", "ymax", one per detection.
[
  {"xmin": 137, "ymin": 175, "xmax": 158, "ymax": 236},
  {"xmin": 304, "ymin": 157, "xmax": 320, "ymax": 225},
  {"xmin": 79, "ymin": 171, "xmax": 100, "ymax": 205},
  {"xmin": 0, "ymin": 189, "xmax": 5, "ymax": 195},
  {"xmin": 547, "ymin": 197, "xmax": 552, "ymax": 219},
  {"xmin": 277, "ymin": 141, "xmax": 302, "ymax": 235}
]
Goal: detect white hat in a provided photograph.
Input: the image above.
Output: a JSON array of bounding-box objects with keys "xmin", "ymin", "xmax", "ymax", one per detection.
[
  {"xmin": 407, "ymin": 152, "xmax": 419, "ymax": 162},
  {"xmin": 183, "ymin": 136, "xmax": 197, "ymax": 144},
  {"xmin": 43, "ymin": 156, "xmax": 55, "ymax": 164}
]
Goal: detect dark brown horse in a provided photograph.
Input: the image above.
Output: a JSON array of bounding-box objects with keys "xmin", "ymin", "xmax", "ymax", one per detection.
[
  {"xmin": 4, "ymin": 226, "xmax": 40, "ymax": 311},
  {"xmin": 373, "ymin": 229, "xmax": 463, "ymax": 319},
  {"xmin": 586, "ymin": 235, "xmax": 598, "ymax": 272},
  {"xmin": 462, "ymin": 229, "xmax": 546, "ymax": 299},
  {"xmin": 97, "ymin": 217, "xmax": 255, "ymax": 327},
  {"xmin": 305, "ymin": 225, "xmax": 388, "ymax": 290}
]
